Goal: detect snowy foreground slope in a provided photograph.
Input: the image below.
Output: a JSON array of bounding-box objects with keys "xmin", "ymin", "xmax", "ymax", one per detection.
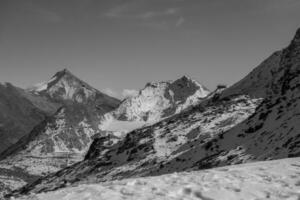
[{"xmin": 14, "ymin": 157, "xmax": 300, "ymax": 200}]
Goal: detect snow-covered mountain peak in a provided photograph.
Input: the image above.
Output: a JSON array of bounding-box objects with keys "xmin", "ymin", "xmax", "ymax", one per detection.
[
  {"xmin": 99, "ymin": 76, "xmax": 210, "ymax": 134},
  {"xmin": 174, "ymin": 75, "xmax": 199, "ymax": 85},
  {"xmin": 120, "ymin": 75, "xmax": 210, "ymax": 121},
  {"xmin": 171, "ymin": 75, "xmax": 210, "ymax": 97},
  {"xmin": 49, "ymin": 68, "xmax": 75, "ymax": 84},
  {"xmin": 29, "ymin": 69, "xmax": 114, "ymax": 104}
]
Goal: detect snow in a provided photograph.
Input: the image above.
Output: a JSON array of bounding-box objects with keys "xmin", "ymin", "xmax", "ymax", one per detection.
[
  {"xmin": 32, "ymin": 81, "xmax": 48, "ymax": 92},
  {"xmin": 14, "ymin": 157, "xmax": 300, "ymax": 200},
  {"xmin": 29, "ymin": 75, "xmax": 59, "ymax": 93},
  {"xmin": 0, "ymin": 176, "xmax": 26, "ymax": 197}
]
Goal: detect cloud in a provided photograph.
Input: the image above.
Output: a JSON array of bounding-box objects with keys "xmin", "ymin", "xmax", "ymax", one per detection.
[
  {"xmin": 103, "ymin": 1, "xmax": 185, "ymax": 30},
  {"xmin": 23, "ymin": 1, "xmax": 62, "ymax": 23},
  {"xmin": 103, "ymin": 4, "xmax": 130, "ymax": 18},
  {"xmin": 103, "ymin": 88, "xmax": 120, "ymax": 99},
  {"xmin": 139, "ymin": 8, "xmax": 179, "ymax": 19},
  {"xmin": 104, "ymin": 6, "xmax": 180, "ymax": 20},
  {"xmin": 262, "ymin": 0, "xmax": 300, "ymax": 12},
  {"xmin": 103, "ymin": 88, "xmax": 139, "ymax": 99},
  {"xmin": 122, "ymin": 89, "xmax": 139, "ymax": 98},
  {"xmin": 175, "ymin": 16, "xmax": 185, "ymax": 27},
  {"xmin": 36, "ymin": 9, "xmax": 62, "ymax": 23}
]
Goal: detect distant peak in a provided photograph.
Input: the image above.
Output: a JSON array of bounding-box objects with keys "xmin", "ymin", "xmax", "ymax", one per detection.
[
  {"xmin": 144, "ymin": 80, "xmax": 171, "ymax": 88},
  {"xmin": 283, "ymin": 28, "xmax": 300, "ymax": 60},
  {"xmin": 61, "ymin": 68, "xmax": 71, "ymax": 74},
  {"xmin": 52, "ymin": 68, "xmax": 73, "ymax": 79},
  {"xmin": 174, "ymin": 75, "xmax": 203, "ymax": 86},
  {"xmin": 289, "ymin": 27, "xmax": 300, "ymax": 46},
  {"xmin": 295, "ymin": 27, "xmax": 300, "ymax": 39},
  {"xmin": 177, "ymin": 75, "xmax": 193, "ymax": 82},
  {"xmin": 29, "ymin": 68, "xmax": 83, "ymax": 94}
]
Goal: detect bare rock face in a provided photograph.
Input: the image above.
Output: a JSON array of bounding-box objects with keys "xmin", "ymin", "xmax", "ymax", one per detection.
[{"xmin": 10, "ymin": 28, "xmax": 300, "ymax": 197}]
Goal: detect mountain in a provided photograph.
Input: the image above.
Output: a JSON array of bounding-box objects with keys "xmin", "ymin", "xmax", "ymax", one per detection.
[
  {"xmin": 0, "ymin": 83, "xmax": 59, "ymax": 154},
  {"xmin": 0, "ymin": 69, "xmax": 120, "ymax": 158},
  {"xmin": 10, "ymin": 28, "xmax": 300, "ymax": 197},
  {"xmin": 114, "ymin": 75, "xmax": 210, "ymax": 121},
  {"xmin": 29, "ymin": 69, "xmax": 120, "ymax": 107},
  {"xmin": 13, "ymin": 157, "xmax": 300, "ymax": 200},
  {"xmin": 99, "ymin": 76, "xmax": 210, "ymax": 134},
  {"xmin": 0, "ymin": 69, "xmax": 120, "ymax": 196},
  {"xmin": 0, "ymin": 71, "xmax": 211, "ymax": 197}
]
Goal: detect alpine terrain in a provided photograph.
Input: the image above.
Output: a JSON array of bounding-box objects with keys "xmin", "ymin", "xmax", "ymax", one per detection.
[{"xmin": 8, "ymin": 27, "xmax": 300, "ymax": 200}]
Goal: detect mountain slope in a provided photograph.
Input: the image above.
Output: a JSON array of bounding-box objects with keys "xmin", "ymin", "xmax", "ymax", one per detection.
[
  {"xmin": 0, "ymin": 83, "xmax": 58, "ymax": 154},
  {"xmin": 220, "ymin": 51, "xmax": 282, "ymax": 99},
  {"xmin": 10, "ymin": 28, "xmax": 300, "ymax": 196}
]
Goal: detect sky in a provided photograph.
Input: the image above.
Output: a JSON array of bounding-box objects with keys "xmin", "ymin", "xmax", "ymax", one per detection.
[{"xmin": 0, "ymin": 0, "xmax": 300, "ymax": 98}]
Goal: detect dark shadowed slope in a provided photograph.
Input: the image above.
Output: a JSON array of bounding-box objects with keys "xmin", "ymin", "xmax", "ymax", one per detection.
[{"xmin": 0, "ymin": 83, "xmax": 58, "ymax": 154}]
